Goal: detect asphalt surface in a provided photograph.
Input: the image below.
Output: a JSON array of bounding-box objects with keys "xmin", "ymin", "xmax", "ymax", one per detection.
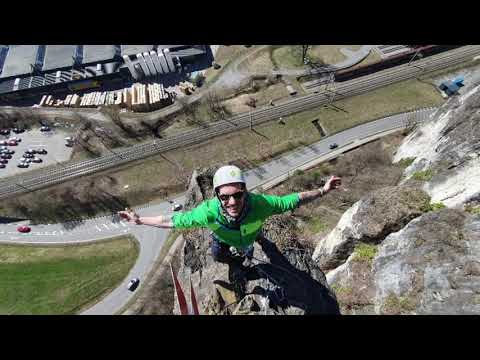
[
  {"xmin": 0, "ymin": 128, "xmax": 74, "ymax": 177},
  {"xmin": 0, "ymin": 107, "xmax": 436, "ymax": 315}
]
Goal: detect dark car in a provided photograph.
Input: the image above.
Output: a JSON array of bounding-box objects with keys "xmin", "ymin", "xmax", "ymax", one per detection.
[
  {"xmin": 17, "ymin": 162, "xmax": 29, "ymax": 168},
  {"xmin": 0, "ymin": 129, "xmax": 10, "ymax": 135},
  {"xmin": 0, "ymin": 153, "xmax": 11, "ymax": 159},
  {"xmin": 36, "ymin": 148, "xmax": 48, "ymax": 155},
  {"xmin": 32, "ymin": 157, "xmax": 42, "ymax": 163},
  {"xmin": 2, "ymin": 149, "xmax": 14, "ymax": 155},
  {"xmin": 0, "ymin": 164, "xmax": 5, "ymax": 169},
  {"xmin": 25, "ymin": 149, "xmax": 35, "ymax": 154},
  {"xmin": 13, "ymin": 128, "xmax": 25, "ymax": 134},
  {"xmin": 40, "ymin": 126, "xmax": 51, "ymax": 132},
  {"xmin": 0, "ymin": 159, "xmax": 8, "ymax": 164},
  {"xmin": 127, "ymin": 278, "xmax": 140, "ymax": 292},
  {"xmin": 329, "ymin": 143, "xmax": 339, "ymax": 150},
  {"xmin": 17, "ymin": 225, "xmax": 31, "ymax": 233},
  {"xmin": 23, "ymin": 153, "xmax": 34, "ymax": 159}
]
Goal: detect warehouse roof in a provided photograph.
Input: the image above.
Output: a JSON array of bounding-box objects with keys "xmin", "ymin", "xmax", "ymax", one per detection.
[
  {"xmin": 121, "ymin": 45, "xmax": 155, "ymax": 56},
  {"xmin": 0, "ymin": 45, "xmax": 39, "ymax": 79},
  {"xmin": 82, "ymin": 45, "xmax": 117, "ymax": 64},
  {"xmin": 42, "ymin": 45, "xmax": 76, "ymax": 71}
]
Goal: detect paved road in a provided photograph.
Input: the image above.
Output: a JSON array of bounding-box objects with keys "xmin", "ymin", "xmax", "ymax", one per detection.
[{"xmin": 0, "ymin": 107, "xmax": 436, "ymax": 315}]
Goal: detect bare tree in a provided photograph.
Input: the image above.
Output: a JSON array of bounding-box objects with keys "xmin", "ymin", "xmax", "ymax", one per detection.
[
  {"xmin": 205, "ymin": 91, "xmax": 228, "ymax": 122},
  {"xmin": 302, "ymin": 45, "xmax": 311, "ymax": 65}
]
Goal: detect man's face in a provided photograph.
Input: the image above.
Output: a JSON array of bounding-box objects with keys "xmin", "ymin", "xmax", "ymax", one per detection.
[{"xmin": 217, "ymin": 183, "xmax": 246, "ymax": 218}]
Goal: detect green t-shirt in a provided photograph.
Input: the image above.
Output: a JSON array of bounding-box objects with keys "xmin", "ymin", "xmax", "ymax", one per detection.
[{"xmin": 172, "ymin": 192, "xmax": 300, "ymax": 249}]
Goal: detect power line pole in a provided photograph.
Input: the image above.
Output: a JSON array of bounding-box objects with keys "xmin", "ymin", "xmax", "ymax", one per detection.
[
  {"xmin": 325, "ymin": 72, "xmax": 337, "ymax": 105},
  {"xmin": 15, "ymin": 182, "xmax": 30, "ymax": 192},
  {"xmin": 408, "ymin": 48, "xmax": 423, "ymax": 66}
]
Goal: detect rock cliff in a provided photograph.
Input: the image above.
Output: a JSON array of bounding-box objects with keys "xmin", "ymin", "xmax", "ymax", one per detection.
[{"xmin": 320, "ymin": 82, "xmax": 480, "ymax": 314}]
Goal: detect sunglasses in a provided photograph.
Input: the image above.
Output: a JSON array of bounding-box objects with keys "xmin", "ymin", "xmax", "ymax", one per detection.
[{"xmin": 217, "ymin": 191, "xmax": 245, "ymax": 202}]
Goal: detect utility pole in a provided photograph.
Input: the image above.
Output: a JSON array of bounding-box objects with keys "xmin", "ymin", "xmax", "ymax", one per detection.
[
  {"xmin": 325, "ymin": 72, "xmax": 337, "ymax": 105},
  {"xmin": 408, "ymin": 48, "xmax": 423, "ymax": 66},
  {"xmin": 15, "ymin": 182, "xmax": 30, "ymax": 192}
]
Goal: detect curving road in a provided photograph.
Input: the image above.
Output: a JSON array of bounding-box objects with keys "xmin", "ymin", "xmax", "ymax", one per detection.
[{"xmin": 0, "ymin": 107, "xmax": 437, "ymax": 314}]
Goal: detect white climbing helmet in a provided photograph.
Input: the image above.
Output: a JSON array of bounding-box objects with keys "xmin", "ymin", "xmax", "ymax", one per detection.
[{"xmin": 213, "ymin": 165, "xmax": 246, "ymax": 191}]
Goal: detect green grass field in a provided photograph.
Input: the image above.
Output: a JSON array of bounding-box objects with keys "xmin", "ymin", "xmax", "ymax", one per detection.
[{"xmin": 0, "ymin": 236, "xmax": 139, "ymax": 315}]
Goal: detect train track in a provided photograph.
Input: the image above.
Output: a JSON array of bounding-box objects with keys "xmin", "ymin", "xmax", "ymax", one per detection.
[{"xmin": 0, "ymin": 45, "xmax": 479, "ymax": 199}]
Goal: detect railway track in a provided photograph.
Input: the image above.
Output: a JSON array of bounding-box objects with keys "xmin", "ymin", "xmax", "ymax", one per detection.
[{"xmin": 1, "ymin": 45, "xmax": 479, "ymax": 199}]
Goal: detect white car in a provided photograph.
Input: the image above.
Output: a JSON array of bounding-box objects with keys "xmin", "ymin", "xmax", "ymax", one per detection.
[
  {"xmin": 127, "ymin": 278, "xmax": 140, "ymax": 291},
  {"xmin": 172, "ymin": 203, "xmax": 183, "ymax": 211}
]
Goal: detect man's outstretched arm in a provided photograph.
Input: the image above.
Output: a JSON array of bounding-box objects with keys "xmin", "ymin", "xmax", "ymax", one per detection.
[
  {"xmin": 298, "ymin": 175, "xmax": 342, "ymax": 205},
  {"xmin": 118, "ymin": 209, "xmax": 174, "ymax": 228}
]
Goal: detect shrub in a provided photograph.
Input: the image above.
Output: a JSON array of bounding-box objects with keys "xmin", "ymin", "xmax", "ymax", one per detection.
[
  {"xmin": 398, "ymin": 157, "xmax": 416, "ymax": 167},
  {"xmin": 353, "ymin": 243, "xmax": 378, "ymax": 265},
  {"xmin": 412, "ymin": 169, "xmax": 434, "ymax": 181},
  {"xmin": 421, "ymin": 202, "xmax": 446, "ymax": 212},
  {"xmin": 465, "ymin": 205, "xmax": 480, "ymax": 215}
]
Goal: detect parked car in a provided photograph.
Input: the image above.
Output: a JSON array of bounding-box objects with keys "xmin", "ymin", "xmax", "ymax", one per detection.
[
  {"xmin": 0, "ymin": 159, "xmax": 8, "ymax": 164},
  {"xmin": 12, "ymin": 127, "xmax": 25, "ymax": 134},
  {"xmin": 0, "ymin": 140, "xmax": 7, "ymax": 146},
  {"xmin": 23, "ymin": 153, "xmax": 34, "ymax": 159},
  {"xmin": 127, "ymin": 278, "xmax": 140, "ymax": 291},
  {"xmin": 24, "ymin": 158, "xmax": 32, "ymax": 163},
  {"xmin": 1, "ymin": 149, "xmax": 14, "ymax": 154},
  {"xmin": 40, "ymin": 126, "xmax": 51, "ymax": 132},
  {"xmin": 172, "ymin": 203, "xmax": 183, "ymax": 212},
  {"xmin": 0, "ymin": 153, "xmax": 11, "ymax": 159},
  {"xmin": 25, "ymin": 149, "xmax": 35, "ymax": 154},
  {"xmin": 17, "ymin": 225, "xmax": 31, "ymax": 233},
  {"xmin": 8, "ymin": 137, "xmax": 21, "ymax": 142},
  {"xmin": 7, "ymin": 140, "xmax": 17, "ymax": 146},
  {"xmin": 329, "ymin": 143, "xmax": 339, "ymax": 150},
  {"xmin": 36, "ymin": 148, "xmax": 47, "ymax": 155},
  {"xmin": 0, "ymin": 164, "xmax": 5, "ymax": 169},
  {"xmin": 0, "ymin": 129, "xmax": 10, "ymax": 135},
  {"xmin": 32, "ymin": 157, "xmax": 42, "ymax": 163},
  {"xmin": 17, "ymin": 162, "xmax": 29, "ymax": 168}
]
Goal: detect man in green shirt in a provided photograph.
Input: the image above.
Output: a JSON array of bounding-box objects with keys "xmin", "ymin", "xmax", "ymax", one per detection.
[{"xmin": 119, "ymin": 165, "xmax": 341, "ymax": 264}]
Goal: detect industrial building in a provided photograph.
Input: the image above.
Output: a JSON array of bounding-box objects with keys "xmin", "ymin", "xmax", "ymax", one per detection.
[{"xmin": 0, "ymin": 45, "xmax": 210, "ymax": 104}]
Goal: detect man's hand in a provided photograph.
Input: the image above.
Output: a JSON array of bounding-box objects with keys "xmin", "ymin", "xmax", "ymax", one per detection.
[
  {"xmin": 322, "ymin": 175, "xmax": 342, "ymax": 194},
  {"xmin": 118, "ymin": 208, "xmax": 142, "ymax": 224}
]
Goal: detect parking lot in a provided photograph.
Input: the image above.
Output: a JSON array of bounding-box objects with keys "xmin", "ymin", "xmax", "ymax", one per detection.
[{"xmin": 0, "ymin": 127, "xmax": 75, "ymax": 178}]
